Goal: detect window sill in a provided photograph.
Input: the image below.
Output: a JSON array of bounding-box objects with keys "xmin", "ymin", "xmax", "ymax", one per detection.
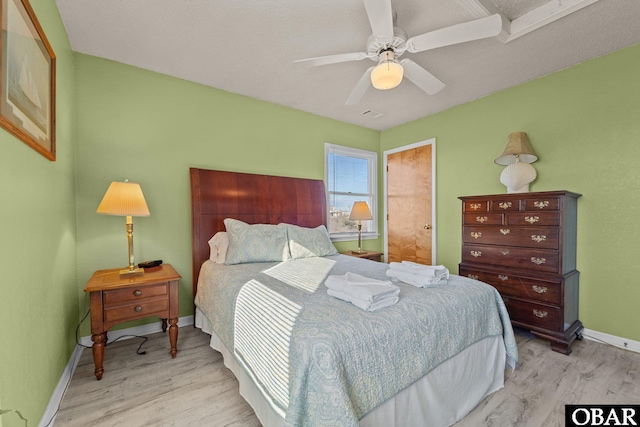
[{"xmin": 330, "ymin": 233, "xmax": 379, "ymax": 243}]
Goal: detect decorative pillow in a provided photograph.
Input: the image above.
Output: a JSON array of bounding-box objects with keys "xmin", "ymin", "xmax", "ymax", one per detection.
[
  {"xmin": 224, "ymin": 218, "xmax": 291, "ymax": 265},
  {"xmin": 208, "ymin": 232, "xmax": 229, "ymax": 264},
  {"xmin": 284, "ymin": 224, "xmax": 339, "ymax": 259}
]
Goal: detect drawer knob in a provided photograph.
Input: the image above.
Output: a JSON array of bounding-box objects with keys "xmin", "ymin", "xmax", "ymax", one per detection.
[
  {"xmin": 533, "ymin": 309, "xmax": 548, "ymax": 318},
  {"xmin": 525, "ymin": 216, "xmax": 540, "ymax": 224},
  {"xmin": 470, "ymin": 250, "xmax": 482, "ymax": 258},
  {"xmin": 531, "ymin": 257, "xmax": 546, "ymax": 265},
  {"xmin": 134, "ymin": 290, "xmax": 142, "ymax": 296},
  {"xmin": 470, "ymin": 232, "xmax": 482, "ymax": 239},
  {"xmin": 500, "ymin": 249, "xmax": 510, "ymax": 255},
  {"xmin": 468, "ymin": 274, "xmax": 479, "ymax": 280},
  {"xmin": 470, "ymin": 203, "xmax": 482, "ymax": 210},
  {"xmin": 498, "ymin": 201, "xmax": 512, "ymax": 209},
  {"xmin": 500, "ymin": 228, "xmax": 510, "ymax": 235},
  {"xmin": 476, "ymin": 216, "xmax": 488, "ymax": 223},
  {"xmin": 534, "ymin": 201, "xmax": 550, "ymax": 209},
  {"xmin": 135, "ymin": 306, "xmax": 143, "ymax": 312},
  {"xmin": 531, "ymin": 235, "xmax": 547, "ymax": 243},
  {"xmin": 498, "ymin": 275, "xmax": 509, "ymax": 281},
  {"xmin": 532, "ymin": 285, "xmax": 548, "ymax": 293}
]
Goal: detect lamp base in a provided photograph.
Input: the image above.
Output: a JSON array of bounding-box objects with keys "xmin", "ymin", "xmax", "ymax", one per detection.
[{"xmin": 119, "ymin": 267, "xmax": 145, "ymax": 276}]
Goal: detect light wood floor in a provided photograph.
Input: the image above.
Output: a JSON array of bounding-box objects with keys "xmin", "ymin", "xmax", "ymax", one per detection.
[{"xmin": 54, "ymin": 326, "xmax": 640, "ymax": 427}]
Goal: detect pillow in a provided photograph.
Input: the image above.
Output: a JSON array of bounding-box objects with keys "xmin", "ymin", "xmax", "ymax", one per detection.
[
  {"xmin": 284, "ymin": 224, "xmax": 339, "ymax": 259},
  {"xmin": 224, "ymin": 218, "xmax": 290, "ymax": 265},
  {"xmin": 208, "ymin": 232, "xmax": 229, "ymax": 264}
]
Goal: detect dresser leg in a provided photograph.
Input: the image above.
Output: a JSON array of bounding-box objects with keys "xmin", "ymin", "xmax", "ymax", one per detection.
[
  {"xmin": 91, "ymin": 332, "xmax": 106, "ymax": 380},
  {"xmin": 168, "ymin": 318, "xmax": 178, "ymax": 358}
]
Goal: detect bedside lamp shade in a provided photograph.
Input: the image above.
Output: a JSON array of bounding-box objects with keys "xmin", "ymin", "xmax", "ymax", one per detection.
[
  {"xmin": 349, "ymin": 201, "xmax": 372, "ymax": 254},
  {"xmin": 96, "ymin": 181, "xmax": 150, "ymax": 217},
  {"xmin": 97, "ymin": 181, "xmax": 150, "ymax": 275}
]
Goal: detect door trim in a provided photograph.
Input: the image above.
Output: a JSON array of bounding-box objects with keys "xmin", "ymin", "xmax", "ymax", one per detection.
[{"xmin": 383, "ymin": 138, "xmax": 436, "ymax": 264}]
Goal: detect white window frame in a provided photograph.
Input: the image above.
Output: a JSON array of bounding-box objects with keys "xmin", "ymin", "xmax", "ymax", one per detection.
[{"xmin": 324, "ymin": 143, "xmax": 378, "ymax": 242}]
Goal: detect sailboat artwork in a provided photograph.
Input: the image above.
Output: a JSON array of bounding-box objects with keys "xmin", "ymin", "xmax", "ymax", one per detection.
[
  {"xmin": 18, "ymin": 55, "xmax": 42, "ymax": 110},
  {"xmin": 0, "ymin": 0, "xmax": 56, "ymax": 160}
]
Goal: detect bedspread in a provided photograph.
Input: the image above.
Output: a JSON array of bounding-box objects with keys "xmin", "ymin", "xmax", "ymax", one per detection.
[{"xmin": 195, "ymin": 255, "xmax": 518, "ymax": 427}]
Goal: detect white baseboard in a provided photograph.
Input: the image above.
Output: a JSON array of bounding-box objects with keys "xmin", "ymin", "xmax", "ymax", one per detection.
[
  {"xmin": 40, "ymin": 315, "xmax": 194, "ymax": 427},
  {"xmin": 582, "ymin": 328, "xmax": 640, "ymax": 353}
]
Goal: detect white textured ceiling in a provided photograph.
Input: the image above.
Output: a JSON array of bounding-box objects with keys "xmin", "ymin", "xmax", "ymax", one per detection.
[{"xmin": 55, "ymin": 0, "xmax": 640, "ymax": 131}]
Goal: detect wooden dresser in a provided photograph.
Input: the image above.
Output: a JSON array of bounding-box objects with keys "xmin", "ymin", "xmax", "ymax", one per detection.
[{"xmin": 458, "ymin": 191, "xmax": 582, "ymax": 354}]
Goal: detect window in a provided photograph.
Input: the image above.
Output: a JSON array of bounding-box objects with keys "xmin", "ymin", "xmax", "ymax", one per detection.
[{"xmin": 325, "ymin": 143, "xmax": 378, "ymax": 241}]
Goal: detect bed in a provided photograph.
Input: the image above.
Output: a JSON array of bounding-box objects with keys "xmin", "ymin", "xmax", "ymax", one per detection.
[{"xmin": 190, "ymin": 168, "xmax": 518, "ymax": 427}]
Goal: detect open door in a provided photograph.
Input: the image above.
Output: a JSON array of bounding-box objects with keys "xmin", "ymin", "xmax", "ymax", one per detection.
[{"xmin": 384, "ymin": 139, "xmax": 435, "ymax": 264}]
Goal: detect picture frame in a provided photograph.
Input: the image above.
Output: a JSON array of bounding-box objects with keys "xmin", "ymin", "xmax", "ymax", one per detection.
[{"xmin": 0, "ymin": 0, "xmax": 55, "ymax": 161}]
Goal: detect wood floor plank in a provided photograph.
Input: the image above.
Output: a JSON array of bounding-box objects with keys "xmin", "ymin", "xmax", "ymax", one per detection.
[{"xmin": 54, "ymin": 327, "xmax": 640, "ymax": 426}]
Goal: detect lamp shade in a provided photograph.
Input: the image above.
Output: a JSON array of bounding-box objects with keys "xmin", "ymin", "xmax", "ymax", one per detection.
[
  {"xmin": 371, "ymin": 50, "xmax": 404, "ymax": 90},
  {"xmin": 494, "ymin": 132, "xmax": 538, "ymax": 165},
  {"xmin": 349, "ymin": 201, "xmax": 372, "ymax": 221},
  {"xmin": 96, "ymin": 181, "xmax": 150, "ymax": 217}
]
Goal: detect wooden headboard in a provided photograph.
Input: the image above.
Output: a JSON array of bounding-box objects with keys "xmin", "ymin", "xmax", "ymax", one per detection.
[{"xmin": 190, "ymin": 168, "xmax": 327, "ymax": 299}]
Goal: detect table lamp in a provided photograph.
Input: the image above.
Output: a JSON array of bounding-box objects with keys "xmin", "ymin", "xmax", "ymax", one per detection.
[
  {"xmin": 349, "ymin": 201, "xmax": 372, "ymax": 254},
  {"xmin": 96, "ymin": 180, "xmax": 150, "ymax": 275},
  {"xmin": 494, "ymin": 132, "xmax": 538, "ymax": 193}
]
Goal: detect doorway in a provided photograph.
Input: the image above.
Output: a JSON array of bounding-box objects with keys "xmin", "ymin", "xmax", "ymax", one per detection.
[{"xmin": 384, "ymin": 138, "xmax": 436, "ymax": 264}]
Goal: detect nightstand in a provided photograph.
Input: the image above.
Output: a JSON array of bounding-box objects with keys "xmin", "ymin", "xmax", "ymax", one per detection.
[
  {"xmin": 83, "ymin": 264, "xmax": 181, "ymax": 380},
  {"xmin": 340, "ymin": 250, "xmax": 384, "ymax": 262}
]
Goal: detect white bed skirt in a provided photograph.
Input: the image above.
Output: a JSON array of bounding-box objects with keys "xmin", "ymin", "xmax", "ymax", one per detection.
[{"xmin": 195, "ymin": 308, "xmax": 505, "ymax": 427}]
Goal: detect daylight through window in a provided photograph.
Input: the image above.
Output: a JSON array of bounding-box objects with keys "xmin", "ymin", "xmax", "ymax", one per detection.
[{"xmin": 325, "ymin": 143, "xmax": 377, "ymax": 240}]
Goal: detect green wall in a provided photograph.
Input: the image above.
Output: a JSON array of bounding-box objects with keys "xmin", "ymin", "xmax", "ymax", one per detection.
[
  {"xmin": 0, "ymin": 0, "xmax": 76, "ymax": 426},
  {"xmin": 381, "ymin": 43, "xmax": 640, "ymax": 342},
  {"xmin": 73, "ymin": 54, "xmax": 381, "ymax": 332}
]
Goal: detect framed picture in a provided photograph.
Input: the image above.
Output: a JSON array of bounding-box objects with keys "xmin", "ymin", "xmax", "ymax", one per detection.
[{"xmin": 0, "ymin": 0, "xmax": 55, "ymax": 160}]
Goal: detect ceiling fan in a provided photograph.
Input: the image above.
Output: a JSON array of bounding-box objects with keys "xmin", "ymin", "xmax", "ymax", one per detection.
[{"xmin": 292, "ymin": 0, "xmax": 503, "ymax": 105}]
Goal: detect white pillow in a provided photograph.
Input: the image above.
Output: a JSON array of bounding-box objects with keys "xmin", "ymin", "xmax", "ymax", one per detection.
[{"xmin": 208, "ymin": 232, "xmax": 229, "ymax": 264}]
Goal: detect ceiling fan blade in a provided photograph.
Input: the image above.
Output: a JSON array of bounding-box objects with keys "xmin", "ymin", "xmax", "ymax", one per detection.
[
  {"xmin": 292, "ymin": 52, "xmax": 371, "ymax": 68},
  {"xmin": 345, "ymin": 67, "xmax": 374, "ymax": 105},
  {"xmin": 406, "ymin": 13, "xmax": 503, "ymax": 53},
  {"xmin": 363, "ymin": 0, "xmax": 394, "ymax": 40},
  {"xmin": 400, "ymin": 59, "xmax": 445, "ymax": 95}
]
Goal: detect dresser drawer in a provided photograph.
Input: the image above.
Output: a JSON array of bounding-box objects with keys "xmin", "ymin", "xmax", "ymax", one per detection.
[
  {"xmin": 523, "ymin": 197, "xmax": 560, "ymax": 211},
  {"xmin": 463, "ymin": 200, "xmax": 488, "ymax": 212},
  {"xmin": 489, "ymin": 199, "xmax": 520, "ymax": 212},
  {"xmin": 502, "ymin": 298, "xmax": 562, "ymax": 331},
  {"xmin": 463, "ymin": 226, "xmax": 559, "ymax": 249},
  {"xmin": 459, "ymin": 267, "xmax": 561, "ymax": 304},
  {"xmin": 104, "ymin": 298, "xmax": 169, "ymax": 324},
  {"xmin": 463, "ymin": 213, "xmax": 503, "ymax": 225},
  {"xmin": 103, "ymin": 283, "xmax": 168, "ymax": 305},
  {"xmin": 462, "ymin": 244, "xmax": 559, "ymax": 273},
  {"xmin": 506, "ymin": 212, "xmax": 560, "ymax": 226}
]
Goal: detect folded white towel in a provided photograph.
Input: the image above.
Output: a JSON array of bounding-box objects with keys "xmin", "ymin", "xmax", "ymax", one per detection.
[
  {"xmin": 327, "ymin": 288, "xmax": 399, "ymax": 311},
  {"xmin": 389, "ymin": 261, "xmax": 449, "ymax": 279},
  {"xmin": 325, "ymin": 273, "xmax": 399, "ymax": 302},
  {"xmin": 385, "ymin": 269, "xmax": 446, "ymax": 288}
]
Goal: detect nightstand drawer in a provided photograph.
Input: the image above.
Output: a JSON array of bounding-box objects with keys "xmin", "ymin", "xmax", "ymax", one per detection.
[
  {"xmin": 103, "ymin": 283, "xmax": 168, "ymax": 304},
  {"xmin": 104, "ymin": 298, "xmax": 169, "ymax": 324}
]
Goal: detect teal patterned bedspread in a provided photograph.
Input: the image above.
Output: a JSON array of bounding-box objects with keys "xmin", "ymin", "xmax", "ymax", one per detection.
[{"xmin": 195, "ymin": 255, "xmax": 518, "ymax": 427}]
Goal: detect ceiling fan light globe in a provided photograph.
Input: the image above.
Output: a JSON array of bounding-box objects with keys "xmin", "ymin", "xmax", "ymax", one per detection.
[{"xmin": 371, "ymin": 61, "xmax": 403, "ymax": 90}]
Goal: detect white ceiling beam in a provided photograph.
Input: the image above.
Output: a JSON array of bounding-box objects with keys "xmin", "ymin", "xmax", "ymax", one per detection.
[
  {"xmin": 453, "ymin": 0, "xmax": 601, "ymax": 43},
  {"xmin": 508, "ymin": 0, "xmax": 600, "ymax": 42}
]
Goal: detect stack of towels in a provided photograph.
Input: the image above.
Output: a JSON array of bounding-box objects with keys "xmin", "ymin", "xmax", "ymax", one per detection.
[
  {"xmin": 325, "ymin": 272, "xmax": 400, "ymax": 311},
  {"xmin": 386, "ymin": 261, "xmax": 449, "ymax": 287}
]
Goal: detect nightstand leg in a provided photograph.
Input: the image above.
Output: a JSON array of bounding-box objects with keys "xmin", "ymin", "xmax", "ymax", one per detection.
[
  {"xmin": 91, "ymin": 332, "xmax": 106, "ymax": 380},
  {"xmin": 168, "ymin": 318, "xmax": 178, "ymax": 358},
  {"xmin": 161, "ymin": 318, "xmax": 168, "ymax": 332}
]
